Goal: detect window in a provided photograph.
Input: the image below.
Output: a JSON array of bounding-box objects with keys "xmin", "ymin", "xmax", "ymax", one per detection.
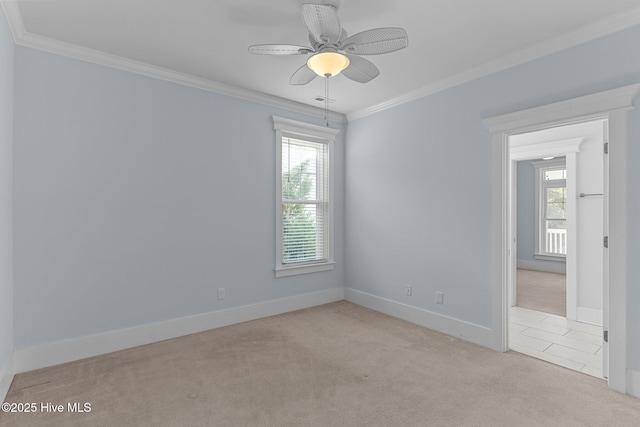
[
  {"xmin": 533, "ymin": 158, "xmax": 567, "ymax": 259},
  {"xmin": 273, "ymin": 116, "xmax": 338, "ymax": 277}
]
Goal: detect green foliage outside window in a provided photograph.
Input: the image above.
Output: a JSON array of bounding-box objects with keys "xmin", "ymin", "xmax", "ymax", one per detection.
[{"xmin": 282, "ymin": 160, "xmax": 317, "ymax": 263}]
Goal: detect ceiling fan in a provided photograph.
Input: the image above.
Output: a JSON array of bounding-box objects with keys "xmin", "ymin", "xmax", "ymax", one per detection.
[{"xmin": 248, "ymin": 3, "xmax": 408, "ymax": 85}]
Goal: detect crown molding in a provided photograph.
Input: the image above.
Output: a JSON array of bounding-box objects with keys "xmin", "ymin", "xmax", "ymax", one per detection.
[
  {"xmin": 0, "ymin": 0, "xmax": 24, "ymax": 42},
  {"xmin": 347, "ymin": 5, "xmax": 640, "ymax": 122},
  {"xmin": 4, "ymin": 0, "xmax": 640, "ymax": 124},
  {"xmin": 0, "ymin": 2, "xmax": 346, "ymax": 124}
]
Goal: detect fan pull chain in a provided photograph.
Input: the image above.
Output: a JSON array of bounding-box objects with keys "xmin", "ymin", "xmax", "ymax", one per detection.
[{"xmin": 325, "ymin": 75, "xmax": 329, "ymax": 127}]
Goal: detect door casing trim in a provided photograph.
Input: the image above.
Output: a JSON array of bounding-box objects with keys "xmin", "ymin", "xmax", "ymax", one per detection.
[{"xmin": 484, "ymin": 83, "xmax": 640, "ymax": 393}]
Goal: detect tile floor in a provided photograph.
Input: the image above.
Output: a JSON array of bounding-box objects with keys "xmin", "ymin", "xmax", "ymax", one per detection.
[{"xmin": 509, "ymin": 306, "xmax": 604, "ymax": 379}]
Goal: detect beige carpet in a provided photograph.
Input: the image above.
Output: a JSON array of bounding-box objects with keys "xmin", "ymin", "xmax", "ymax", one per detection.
[
  {"xmin": 2, "ymin": 301, "xmax": 640, "ymax": 427},
  {"xmin": 517, "ymin": 268, "xmax": 566, "ymax": 316}
]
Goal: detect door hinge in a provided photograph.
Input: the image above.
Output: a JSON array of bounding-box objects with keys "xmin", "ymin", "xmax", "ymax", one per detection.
[
  {"xmin": 604, "ymin": 330, "xmax": 609, "ymax": 343},
  {"xmin": 604, "ymin": 142, "xmax": 609, "ymax": 154},
  {"xmin": 604, "ymin": 236, "xmax": 609, "ymax": 248}
]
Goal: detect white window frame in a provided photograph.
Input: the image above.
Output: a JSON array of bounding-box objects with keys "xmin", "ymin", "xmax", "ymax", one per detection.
[
  {"xmin": 272, "ymin": 116, "xmax": 338, "ymax": 277},
  {"xmin": 533, "ymin": 158, "xmax": 567, "ymax": 260}
]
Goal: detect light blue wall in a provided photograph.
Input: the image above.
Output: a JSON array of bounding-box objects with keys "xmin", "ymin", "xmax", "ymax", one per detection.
[
  {"xmin": 0, "ymin": 8, "xmax": 14, "ymax": 369},
  {"xmin": 345, "ymin": 85, "xmax": 493, "ymax": 327},
  {"xmin": 516, "ymin": 160, "xmax": 566, "ymax": 272},
  {"xmin": 345, "ymin": 24, "xmax": 640, "ymax": 370},
  {"xmin": 12, "ymin": 47, "xmax": 345, "ymax": 349},
  {"xmin": 8, "ymin": 14, "xmax": 640, "ymax": 374}
]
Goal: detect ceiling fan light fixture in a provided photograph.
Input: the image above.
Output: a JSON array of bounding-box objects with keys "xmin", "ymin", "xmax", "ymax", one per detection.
[{"xmin": 307, "ymin": 51, "xmax": 350, "ymax": 77}]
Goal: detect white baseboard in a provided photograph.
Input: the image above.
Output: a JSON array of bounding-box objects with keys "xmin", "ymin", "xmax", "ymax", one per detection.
[
  {"xmin": 626, "ymin": 369, "xmax": 640, "ymax": 398},
  {"xmin": 0, "ymin": 353, "xmax": 13, "ymax": 403},
  {"xmin": 13, "ymin": 288, "xmax": 344, "ymax": 374},
  {"xmin": 517, "ymin": 259, "xmax": 566, "ymax": 274},
  {"xmin": 576, "ymin": 307, "xmax": 603, "ymax": 326},
  {"xmin": 344, "ymin": 288, "xmax": 492, "ymax": 348}
]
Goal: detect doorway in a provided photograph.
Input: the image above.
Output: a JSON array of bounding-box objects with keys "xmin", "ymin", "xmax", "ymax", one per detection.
[
  {"xmin": 507, "ymin": 120, "xmax": 605, "ymax": 378},
  {"xmin": 484, "ymin": 83, "xmax": 639, "ymax": 393}
]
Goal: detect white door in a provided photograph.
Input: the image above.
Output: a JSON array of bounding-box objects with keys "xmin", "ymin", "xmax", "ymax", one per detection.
[{"xmin": 575, "ymin": 123, "xmax": 605, "ymax": 327}]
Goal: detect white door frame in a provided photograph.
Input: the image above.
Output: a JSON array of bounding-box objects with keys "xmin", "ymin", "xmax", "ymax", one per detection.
[{"xmin": 484, "ymin": 83, "xmax": 639, "ymax": 393}]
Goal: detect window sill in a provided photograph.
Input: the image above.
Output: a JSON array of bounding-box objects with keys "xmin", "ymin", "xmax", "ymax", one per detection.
[
  {"xmin": 275, "ymin": 262, "xmax": 335, "ymax": 277},
  {"xmin": 534, "ymin": 254, "xmax": 566, "ymax": 262}
]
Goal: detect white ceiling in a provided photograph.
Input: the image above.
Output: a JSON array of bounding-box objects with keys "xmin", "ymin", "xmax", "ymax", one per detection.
[{"xmin": 6, "ymin": 0, "xmax": 640, "ymax": 119}]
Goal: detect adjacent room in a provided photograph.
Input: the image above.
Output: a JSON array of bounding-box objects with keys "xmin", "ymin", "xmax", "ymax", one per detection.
[
  {"xmin": 2, "ymin": 1, "xmax": 640, "ymax": 425},
  {"xmin": 509, "ymin": 120, "xmax": 607, "ymax": 378}
]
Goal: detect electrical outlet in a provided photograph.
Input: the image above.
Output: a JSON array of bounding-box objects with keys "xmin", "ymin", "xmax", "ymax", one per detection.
[
  {"xmin": 405, "ymin": 285, "xmax": 412, "ymax": 296},
  {"xmin": 217, "ymin": 288, "xmax": 226, "ymax": 301},
  {"xmin": 436, "ymin": 291, "xmax": 444, "ymax": 304}
]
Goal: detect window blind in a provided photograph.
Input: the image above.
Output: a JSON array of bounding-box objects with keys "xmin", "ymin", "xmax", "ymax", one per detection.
[{"xmin": 281, "ymin": 137, "xmax": 329, "ymax": 264}]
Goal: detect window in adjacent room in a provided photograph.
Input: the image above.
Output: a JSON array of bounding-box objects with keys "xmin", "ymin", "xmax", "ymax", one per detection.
[
  {"xmin": 533, "ymin": 158, "xmax": 567, "ymax": 259},
  {"xmin": 272, "ymin": 116, "xmax": 338, "ymax": 277}
]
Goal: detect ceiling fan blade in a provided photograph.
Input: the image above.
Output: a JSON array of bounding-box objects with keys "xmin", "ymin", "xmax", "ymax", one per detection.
[
  {"xmin": 301, "ymin": 4, "xmax": 342, "ymax": 45},
  {"xmin": 342, "ymin": 55, "xmax": 380, "ymax": 83},
  {"xmin": 309, "ymin": 34, "xmax": 321, "ymax": 50},
  {"xmin": 289, "ymin": 64, "xmax": 318, "ymax": 85},
  {"xmin": 339, "ymin": 28, "xmax": 348, "ymax": 42},
  {"xmin": 249, "ymin": 44, "xmax": 313, "ymax": 55},
  {"xmin": 340, "ymin": 27, "xmax": 408, "ymax": 55}
]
